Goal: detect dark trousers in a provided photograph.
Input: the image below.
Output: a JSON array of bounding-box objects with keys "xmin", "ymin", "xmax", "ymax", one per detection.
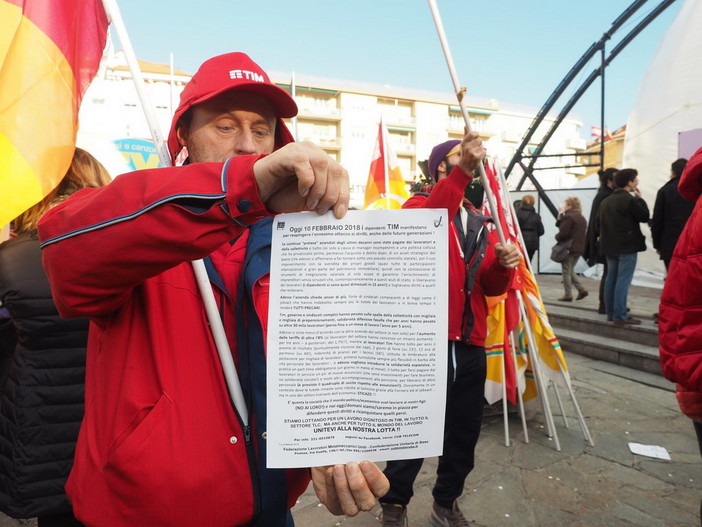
[
  {"xmin": 38, "ymin": 512, "xmax": 83, "ymax": 527},
  {"xmin": 598, "ymin": 259, "xmax": 608, "ymax": 312},
  {"xmin": 694, "ymin": 421, "xmax": 702, "ymax": 525},
  {"xmin": 380, "ymin": 342, "xmax": 486, "ymax": 508}
]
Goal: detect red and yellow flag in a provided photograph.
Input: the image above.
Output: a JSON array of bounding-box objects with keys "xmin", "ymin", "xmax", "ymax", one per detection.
[
  {"xmin": 481, "ymin": 159, "xmax": 570, "ymax": 405},
  {"xmin": 363, "ymin": 119, "xmax": 409, "ymax": 209},
  {"xmin": 0, "ymin": 0, "xmax": 108, "ymax": 227}
]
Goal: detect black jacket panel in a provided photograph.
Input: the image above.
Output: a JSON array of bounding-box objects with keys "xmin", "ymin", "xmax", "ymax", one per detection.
[
  {"xmin": 651, "ymin": 176, "xmax": 695, "ymax": 262},
  {"xmin": 516, "ymin": 205, "xmax": 544, "ymax": 254},
  {"xmin": 0, "ymin": 233, "xmax": 87, "ymax": 518},
  {"xmin": 584, "ymin": 186, "xmax": 613, "ymax": 265}
]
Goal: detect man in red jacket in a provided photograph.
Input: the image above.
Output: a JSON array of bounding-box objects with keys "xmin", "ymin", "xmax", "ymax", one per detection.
[
  {"xmin": 379, "ymin": 137, "xmax": 520, "ymax": 527},
  {"xmin": 38, "ymin": 52, "xmax": 387, "ymax": 527}
]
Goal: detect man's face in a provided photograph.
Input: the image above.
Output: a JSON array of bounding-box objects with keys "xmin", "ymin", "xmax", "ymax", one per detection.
[
  {"xmin": 438, "ymin": 152, "xmax": 461, "ymax": 181},
  {"xmin": 176, "ymin": 91, "xmax": 277, "ymax": 163}
]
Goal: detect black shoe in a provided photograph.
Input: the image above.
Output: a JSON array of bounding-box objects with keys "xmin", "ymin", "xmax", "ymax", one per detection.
[
  {"xmin": 430, "ymin": 501, "xmax": 470, "ymax": 527},
  {"xmin": 558, "ymin": 296, "xmax": 573, "ymax": 302},
  {"xmin": 576, "ymin": 290, "xmax": 589, "ymax": 301},
  {"xmin": 597, "ymin": 306, "xmax": 606, "ymax": 314},
  {"xmin": 380, "ymin": 503, "xmax": 408, "ymax": 527}
]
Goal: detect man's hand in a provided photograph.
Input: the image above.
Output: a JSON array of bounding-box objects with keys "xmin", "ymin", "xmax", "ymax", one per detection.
[
  {"xmin": 311, "ymin": 461, "xmax": 390, "ymax": 516},
  {"xmin": 495, "ymin": 242, "xmax": 521, "ymax": 269},
  {"xmin": 457, "ymin": 130, "xmax": 486, "ymax": 175},
  {"xmin": 253, "ymin": 142, "xmax": 350, "ymax": 219}
]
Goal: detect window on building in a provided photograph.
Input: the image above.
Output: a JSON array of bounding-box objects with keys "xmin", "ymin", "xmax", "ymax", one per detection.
[{"xmin": 378, "ymin": 98, "xmax": 414, "ymax": 125}]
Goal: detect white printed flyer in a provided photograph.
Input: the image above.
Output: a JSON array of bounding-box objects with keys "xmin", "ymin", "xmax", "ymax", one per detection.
[{"xmin": 266, "ymin": 208, "xmax": 448, "ymax": 468}]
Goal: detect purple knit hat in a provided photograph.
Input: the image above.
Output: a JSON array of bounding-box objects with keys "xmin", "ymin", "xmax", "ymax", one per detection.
[{"xmin": 428, "ymin": 139, "xmax": 461, "ymax": 181}]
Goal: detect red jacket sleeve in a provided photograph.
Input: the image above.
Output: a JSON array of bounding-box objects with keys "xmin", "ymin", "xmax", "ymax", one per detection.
[{"xmin": 38, "ymin": 156, "xmax": 269, "ymax": 319}]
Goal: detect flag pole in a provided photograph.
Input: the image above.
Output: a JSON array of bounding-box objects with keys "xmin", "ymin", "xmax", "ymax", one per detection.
[
  {"xmin": 509, "ymin": 331, "xmax": 530, "ymax": 443},
  {"xmin": 381, "ymin": 118, "xmax": 391, "ymax": 209},
  {"xmin": 515, "ymin": 290, "xmax": 561, "ymax": 451},
  {"xmin": 291, "ymin": 71, "xmax": 298, "ymax": 140},
  {"xmin": 100, "ymin": 0, "xmax": 169, "ymax": 167},
  {"xmin": 169, "ymin": 52, "xmax": 175, "ymax": 117},
  {"xmin": 501, "ymin": 352, "xmax": 509, "ymax": 446},
  {"xmin": 427, "ymin": 0, "xmax": 505, "ymax": 246},
  {"xmin": 100, "ymin": 0, "xmax": 249, "ymax": 428}
]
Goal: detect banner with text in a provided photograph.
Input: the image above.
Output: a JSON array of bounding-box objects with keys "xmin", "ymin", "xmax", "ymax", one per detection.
[{"xmin": 267, "ymin": 209, "xmax": 448, "ymax": 468}]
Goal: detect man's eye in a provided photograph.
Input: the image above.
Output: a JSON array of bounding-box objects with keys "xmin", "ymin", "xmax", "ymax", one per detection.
[
  {"xmin": 253, "ymin": 129, "xmax": 269, "ymax": 138},
  {"xmin": 218, "ymin": 126, "xmax": 233, "ymax": 132}
]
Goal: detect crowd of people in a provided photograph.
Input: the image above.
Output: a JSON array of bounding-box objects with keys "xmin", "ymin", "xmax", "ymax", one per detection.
[{"xmin": 0, "ymin": 49, "xmax": 699, "ymax": 527}]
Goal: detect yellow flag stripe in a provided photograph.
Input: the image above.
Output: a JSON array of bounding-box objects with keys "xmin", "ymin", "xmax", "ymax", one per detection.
[{"xmin": 0, "ymin": 4, "xmax": 77, "ymax": 226}]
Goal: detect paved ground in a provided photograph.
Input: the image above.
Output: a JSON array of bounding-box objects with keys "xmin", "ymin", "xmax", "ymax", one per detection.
[
  {"xmin": 535, "ymin": 271, "xmax": 663, "ymax": 322},
  {"xmin": 4, "ymin": 273, "xmax": 691, "ymax": 527}
]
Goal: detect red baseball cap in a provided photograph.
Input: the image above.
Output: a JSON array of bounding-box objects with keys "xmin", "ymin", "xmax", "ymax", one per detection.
[{"xmin": 167, "ymin": 52, "xmax": 298, "ymax": 162}]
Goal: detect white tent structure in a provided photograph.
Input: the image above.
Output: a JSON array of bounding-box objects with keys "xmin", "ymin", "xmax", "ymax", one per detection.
[{"xmin": 623, "ymin": 0, "xmax": 702, "ymax": 277}]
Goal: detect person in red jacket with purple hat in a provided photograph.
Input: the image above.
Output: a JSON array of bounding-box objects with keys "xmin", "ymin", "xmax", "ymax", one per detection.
[
  {"xmin": 38, "ymin": 52, "xmax": 388, "ymax": 527},
  {"xmin": 379, "ymin": 136, "xmax": 521, "ymax": 527},
  {"xmin": 659, "ymin": 145, "xmax": 702, "ymax": 520}
]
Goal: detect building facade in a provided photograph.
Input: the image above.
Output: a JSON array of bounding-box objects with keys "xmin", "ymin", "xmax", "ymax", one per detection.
[{"xmin": 78, "ymin": 52, "xmax": 587, "ymax": 209}]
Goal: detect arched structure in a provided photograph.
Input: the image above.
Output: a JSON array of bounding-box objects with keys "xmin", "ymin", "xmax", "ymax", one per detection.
[{"xmin": 504, "ymin": 0, "xmax": 679, "ymax": 219}]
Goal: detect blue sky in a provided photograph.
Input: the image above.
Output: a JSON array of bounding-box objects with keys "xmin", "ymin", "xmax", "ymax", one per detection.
[{"xmin": 111, "ymin": 0, "xmax": 681, "ymax": 136}]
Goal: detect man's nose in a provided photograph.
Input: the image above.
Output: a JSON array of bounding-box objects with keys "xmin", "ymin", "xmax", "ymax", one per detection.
[{"xmin": 233, "ymin": 130, "xmax": 257, "ymax": 155}]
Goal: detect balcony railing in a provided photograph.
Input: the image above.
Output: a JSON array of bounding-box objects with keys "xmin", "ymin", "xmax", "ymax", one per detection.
[{"xmin": 297, "ymin": 105, "xmax": 342, "ymax": 119}]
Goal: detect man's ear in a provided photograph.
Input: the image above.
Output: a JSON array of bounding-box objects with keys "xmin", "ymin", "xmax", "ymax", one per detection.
[
  {"xmin": 438, "ymin": 160, "xmax": 447, "ymax": 176},
  {"xmin": 176, "ymin": 124, "xmax": 188, "ymax": 149}
]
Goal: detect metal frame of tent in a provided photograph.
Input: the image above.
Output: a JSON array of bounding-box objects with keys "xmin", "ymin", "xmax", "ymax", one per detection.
[{"xmin": 504, "ymin": 0, "xmax": 679, "ymax": 220}]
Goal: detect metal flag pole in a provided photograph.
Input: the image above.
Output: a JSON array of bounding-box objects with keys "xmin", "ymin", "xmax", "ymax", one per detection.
[
  {"xmin": 381, "ymin": 118, "xmax": 392, "ymax": 209},
  {"xmin": 501, "ymin": 351, "xmax": 509, "ymax": 446},
  {"xmin": 427, "ymin": 0, "xmax": 505, "ymax": 246},
  {"xmin": 509, "ymin": 330, "xmax": 530, "ymax": 443},
  {"xmin": 516, "ymin": 290, "xmax": 561, "ymax": 451},
  {"xmin": 100, "ymin": 0, "xmax": 249, "ymax": 428},
  {"xmin": 291, "ymin": 71, "xmax": 298, "ymax": 140}
]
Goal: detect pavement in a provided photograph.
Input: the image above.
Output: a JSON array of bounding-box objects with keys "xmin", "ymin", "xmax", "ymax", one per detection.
[{"xmin": 4, "ymin": 273, "xmax": 696, "ymax": 527}]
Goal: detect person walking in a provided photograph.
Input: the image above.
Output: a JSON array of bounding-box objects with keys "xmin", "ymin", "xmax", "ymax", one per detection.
[
  {"xmin": 516, "ymin": 194, "xmax": 544, "ymax": 262},
  {"xmin": 555, "ymin": 196, "xmax": 588, "ymax": 302}
]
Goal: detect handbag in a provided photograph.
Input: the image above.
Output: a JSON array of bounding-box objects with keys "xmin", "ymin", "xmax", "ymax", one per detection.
[{"xmin": 550, "ymin": 238, "xmax": 573, "ymax": 263}]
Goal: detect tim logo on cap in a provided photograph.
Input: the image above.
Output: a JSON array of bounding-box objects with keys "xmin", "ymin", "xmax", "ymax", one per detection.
[{"xmin": 229, "ymin": 69, "xmax": 264, "ymax": 82}]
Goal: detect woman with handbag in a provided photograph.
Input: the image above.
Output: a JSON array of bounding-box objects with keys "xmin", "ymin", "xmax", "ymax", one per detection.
[{"xmin": 554, "ymin": 196, "xmax": 588, "ymax": 302}]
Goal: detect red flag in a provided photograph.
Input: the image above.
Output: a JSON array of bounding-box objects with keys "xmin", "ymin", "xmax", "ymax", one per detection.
[
  {"xmin": 0, "ymin": 0, "xmax": 109, "ymax": 226},
  {"xmin": 364, "ymin": 119, "xmax": 409, "ymax": 209},
  {"xmin": 591, "ymin": 125, "xmax": 612, "ymax": 141}
]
